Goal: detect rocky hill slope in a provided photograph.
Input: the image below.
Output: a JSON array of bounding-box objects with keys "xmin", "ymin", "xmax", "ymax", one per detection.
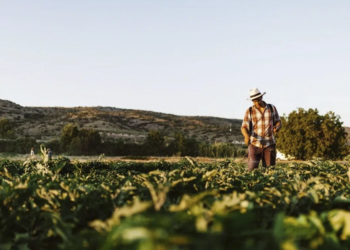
[{"xmin": 0, "ymin": 99, "xmax": 244, "ymax": 144}]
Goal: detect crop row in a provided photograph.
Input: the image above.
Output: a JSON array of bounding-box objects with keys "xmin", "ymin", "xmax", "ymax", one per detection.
[{"xmin": 1, "ymin": 157, "xmax": 350, "ymax": 249}]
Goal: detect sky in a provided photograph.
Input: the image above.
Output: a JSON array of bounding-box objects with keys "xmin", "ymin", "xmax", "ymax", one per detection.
[{"xmin": 1, "ymin": 1, "xmax": 350, "ymax": 126}]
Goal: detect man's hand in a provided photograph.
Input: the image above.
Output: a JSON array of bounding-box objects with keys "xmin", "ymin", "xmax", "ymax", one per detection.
[{"xmin": 244, "ymin": 136, "xmax": 250, "ymax": 145}]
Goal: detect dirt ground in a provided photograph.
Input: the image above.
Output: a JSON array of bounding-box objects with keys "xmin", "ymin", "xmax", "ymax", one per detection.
[
  {"xmin": 2, "ymin": 154, "xmax": 325, "ymax": 164},
  {"xmin": 1, "ymin": 153, "xmax": 242, "ymax": 163}
]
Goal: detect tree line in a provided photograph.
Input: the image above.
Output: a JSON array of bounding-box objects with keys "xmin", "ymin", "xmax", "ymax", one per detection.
[
  {"xmin": 0, "ymin": 120, "xmax": 246, "ymax": 158},
  {"xmin": 0, "ymin": 107, "xmax": 349, "ymax": 160}
]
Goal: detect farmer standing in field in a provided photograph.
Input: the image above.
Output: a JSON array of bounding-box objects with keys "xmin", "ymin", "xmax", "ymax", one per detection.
[
  {"xmin": 241, "ymin": 88, "xmax": 282, "ymax": 171},
  {"xmin": 47, "ymin": 148, "xmax": 52, "ymax": 160}
]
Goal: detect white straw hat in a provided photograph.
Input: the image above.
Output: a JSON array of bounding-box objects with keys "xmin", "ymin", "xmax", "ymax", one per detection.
[{"xmin": 247, "ymin": 88, "xmax": 266, "ymax": 100}]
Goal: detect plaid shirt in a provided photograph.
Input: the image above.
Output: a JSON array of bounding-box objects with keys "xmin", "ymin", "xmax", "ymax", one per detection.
[{"xmin": 241, "ymin": 102, "xmax": 282, "ymax": 148}]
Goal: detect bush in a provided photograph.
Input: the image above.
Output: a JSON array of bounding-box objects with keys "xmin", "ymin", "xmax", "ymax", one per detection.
[
  {"xmin": 276, "ymin": 108, "xmax": 348, "ymax": 160},
  {"xmin": 0, "ymin": 137, "xmax": 38, "ymax": 154},
  {"xmin": 0, "ymin": 118, "xmax": 16, "ymax": 139},
  {"xmin": 344, "ymin": 155, "xmax": 350, "ymax": 162}
]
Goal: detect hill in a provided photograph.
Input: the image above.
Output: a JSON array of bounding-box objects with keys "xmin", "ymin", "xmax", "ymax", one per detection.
[{"xmin": 0, "ymin": 99, "xmax": 244, "ymax": 144}]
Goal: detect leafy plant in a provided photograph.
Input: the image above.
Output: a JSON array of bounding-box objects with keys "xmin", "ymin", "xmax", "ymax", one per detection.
[{"xmin": 2, "ymin": 158, "xmax": 350, "ymax": 249}]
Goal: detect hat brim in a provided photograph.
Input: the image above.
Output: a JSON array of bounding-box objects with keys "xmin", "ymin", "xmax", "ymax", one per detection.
[{"xmin": 247, "ymin": 92, "xmax": 266, "ymax": 101}]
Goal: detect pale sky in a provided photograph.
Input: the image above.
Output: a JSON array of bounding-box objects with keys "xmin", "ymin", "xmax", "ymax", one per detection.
[{"xmin": 1, "ymin": 1, "xmax": 350, "ymax": 126}]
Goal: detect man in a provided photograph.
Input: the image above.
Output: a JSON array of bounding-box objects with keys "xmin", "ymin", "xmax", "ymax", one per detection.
[
  {"xmin": 241, "ymin": 88, "xmax": 282, "ymax": 171},
  {"xmin": 47, "ymin": 149, "xmax": 52, "ymax": 160}
]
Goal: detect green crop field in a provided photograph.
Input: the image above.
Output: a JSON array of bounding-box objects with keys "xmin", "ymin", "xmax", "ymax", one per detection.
[{"xmin": 1, "ymin": 157, "xmax": 350, "ymax": 250}]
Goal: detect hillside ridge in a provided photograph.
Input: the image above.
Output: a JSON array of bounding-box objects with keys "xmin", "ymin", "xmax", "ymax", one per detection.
[{"xmin": 0, "ymin": 99, "xmax": 244, "ymax": 144}]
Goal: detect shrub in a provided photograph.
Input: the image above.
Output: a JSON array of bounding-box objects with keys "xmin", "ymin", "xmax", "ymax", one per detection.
[{"xmin": 276, "ymin": 108, "xmax": 348, "ymax": 160}]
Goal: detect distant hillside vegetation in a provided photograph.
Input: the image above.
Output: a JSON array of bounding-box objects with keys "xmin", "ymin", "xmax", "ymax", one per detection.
[{"xmin": 0, "ymin": 99, "xmax": 244, "ymax": 144}]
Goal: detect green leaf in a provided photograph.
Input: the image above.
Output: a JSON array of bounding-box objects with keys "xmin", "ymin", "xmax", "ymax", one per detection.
[
  {"xmin": 18, "ymin": 244, "xmax": 30, "ymax": 250},
  {"xmin": 0, "ymin": 243, "xmax": 12, "ymax": 250},
  {"xmin": 328, "ymin": 210, "xmax": 350, "ymax": 240}
]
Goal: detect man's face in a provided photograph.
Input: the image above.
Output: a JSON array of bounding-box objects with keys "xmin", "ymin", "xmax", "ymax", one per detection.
[{"xmin": 252, "ymin": 97, "xmax": 263, "ymax": 107}]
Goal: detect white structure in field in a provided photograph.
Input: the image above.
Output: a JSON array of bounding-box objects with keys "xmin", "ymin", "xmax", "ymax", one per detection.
[
  {"xmin": 276, "ymin": 150, "xmax": 295, "ymax": 160},
  {"xmin": 232, "ymin": 140, "xmax": 245, "ymax": 145}
]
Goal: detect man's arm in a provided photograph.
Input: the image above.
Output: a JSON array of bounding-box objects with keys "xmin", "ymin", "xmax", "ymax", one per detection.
[
  {"xmin": 272, "ymin": 105, "xmax": 282, "ymax": 133},
  {"xmin": 241, "ymin": 109, "xmax": 251, "ymax": 145},
  {"xmin": 241, "ymin": 127, "xmax": 250, "ymax": 145},
  {"xmin": 273, "ymin": 121, "xmax": 281, "ymax": 133}
]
